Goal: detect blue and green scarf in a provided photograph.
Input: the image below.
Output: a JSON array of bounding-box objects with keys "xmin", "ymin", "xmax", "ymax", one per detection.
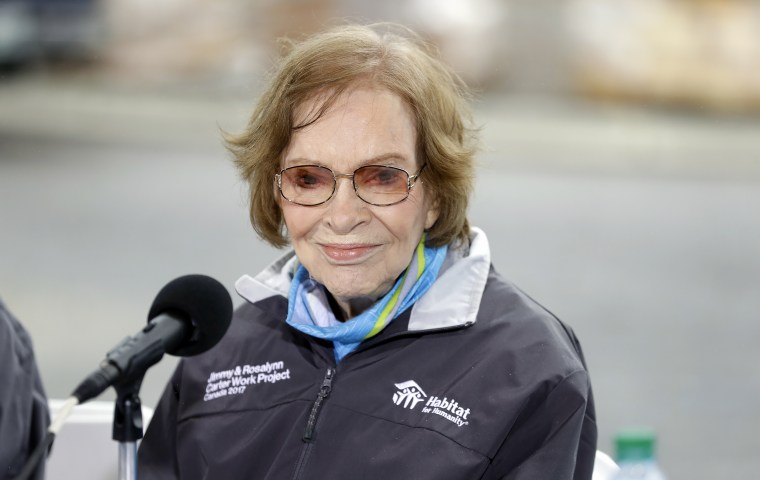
[{"xmin": 286, "ymin": 236, "xmax": 447, "ymax": 362}]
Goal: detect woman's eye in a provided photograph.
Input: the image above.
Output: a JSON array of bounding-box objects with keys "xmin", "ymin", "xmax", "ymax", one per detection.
[
  {"xmin": 298, "ymin": 175, "xmax": 317, "ymax": 185},
  {"xmin": 364, "ymin": 168, "xmax": 402, "ymax": 186},
  {"xmin": 377, "ymin": 172, "xmax": 397, "ymax": 183},
  {"xmin": 288, "ymin": 167, "xmax": 331, "ymax": 189}
]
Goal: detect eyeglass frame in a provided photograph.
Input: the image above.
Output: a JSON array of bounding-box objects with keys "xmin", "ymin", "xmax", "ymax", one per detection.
[{"xmin": 275, "ymin": 163, "xmax": 427, "ymax": 207}]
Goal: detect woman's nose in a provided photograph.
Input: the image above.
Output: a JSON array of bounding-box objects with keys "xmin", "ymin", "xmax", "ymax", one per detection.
[{"xmin": 324, "ymin": 177, "xmax": 370, "ymax": 233}]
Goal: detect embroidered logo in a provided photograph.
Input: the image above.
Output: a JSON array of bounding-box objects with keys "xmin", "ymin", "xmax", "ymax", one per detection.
[
  {"xmin": 392, "ymin": 380, "xmax": 471, "ymax": 428},
  {"xmin": 393, "ymin": 380, "xmax": 427, "ymax": 409},
  {"xmin": 204, "ymin": 360, "xmax": 290, "ymax": 402}
]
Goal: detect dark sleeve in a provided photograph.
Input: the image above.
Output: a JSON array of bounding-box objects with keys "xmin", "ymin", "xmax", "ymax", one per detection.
[
  {"xmin": 137, "ymin": 362, "xmax": 184, "ymax": 479},
  {"xmin": 0, "ymin": 298, "xmax": 50, "ymax": 480},
  {"xmin": 484, "ymin": 370, "xmax": 597, "ymax": 480}
]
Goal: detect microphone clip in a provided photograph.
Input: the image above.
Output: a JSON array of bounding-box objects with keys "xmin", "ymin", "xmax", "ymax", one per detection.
[{"xmin": 112, "ymin": 374, "xmax": 146, "ymax": 443}]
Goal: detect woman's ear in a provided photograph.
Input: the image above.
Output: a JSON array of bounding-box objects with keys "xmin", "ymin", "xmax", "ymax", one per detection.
[{"xmin": 425, "ymin": 197, "xmax": 440, "ymax": 230}]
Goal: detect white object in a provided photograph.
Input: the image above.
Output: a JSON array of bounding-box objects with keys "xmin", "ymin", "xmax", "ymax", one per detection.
[
  {"xmin": 593, "ymin": 450, "xmax": 621, "ymax": 480},
  {"xmin": 46, "ymin": 399, "xmax": 154, "ymax": 480}
]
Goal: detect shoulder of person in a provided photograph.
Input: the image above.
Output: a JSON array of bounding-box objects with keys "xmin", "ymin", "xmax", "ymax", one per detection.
[
  {"xmin": 0, "ymin": 298, "xmax": 35, "ymax": 365},
  {"xmin": 475, "ymin": 269, "xmax": 589, "ymax": 379}
]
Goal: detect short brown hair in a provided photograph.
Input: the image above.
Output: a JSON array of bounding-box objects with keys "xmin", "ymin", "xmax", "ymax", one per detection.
[{"xmin": 226, "ymin": 23, "xmax": 478, "ymax": 248}]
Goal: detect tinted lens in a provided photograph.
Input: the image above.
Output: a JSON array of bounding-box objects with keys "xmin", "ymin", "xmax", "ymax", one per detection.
[
  {"xmin": 354, "ymin": 165, "xmax": 409, "ymax": 205},
  {"xmin": 280, "ymin": 166, "xmax": 334, "ymax": 205}
]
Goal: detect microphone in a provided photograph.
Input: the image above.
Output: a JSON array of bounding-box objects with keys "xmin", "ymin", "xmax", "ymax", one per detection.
[{"xmin": 71, "ymin": 274, "xmax": 233, "ymax": 404}]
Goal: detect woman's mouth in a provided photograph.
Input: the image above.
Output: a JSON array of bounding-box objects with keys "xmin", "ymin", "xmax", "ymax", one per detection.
[{"xmin": 320, "ymin": 243, "xmax": 379, "ymax": 263}]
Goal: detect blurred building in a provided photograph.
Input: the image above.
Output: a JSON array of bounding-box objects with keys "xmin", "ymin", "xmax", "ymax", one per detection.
[
  {"xmin": 2, "ymin": 0, "xmax": 759, "ymax": 113},
  {"xmin": 566, "ymin": 0, "xmax": 760, "ymax": 113},
  {"xmin": 0, "ymin": 0, "xmax": 102, "ymax": 66}
]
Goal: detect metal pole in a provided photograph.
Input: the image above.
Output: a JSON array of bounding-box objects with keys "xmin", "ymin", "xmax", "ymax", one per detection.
[
  {"xmin": 113, "ymin": 377, "xmax": 145, "ymax": 480},
  {"xmin": 118, "ymin": 441, "xmax": 138, "ymax": 480}
]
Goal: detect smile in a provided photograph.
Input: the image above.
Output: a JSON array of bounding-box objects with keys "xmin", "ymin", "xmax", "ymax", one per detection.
[{"xmin": 319, "ymin": 243, "xmax": 380, "ymax": 263}]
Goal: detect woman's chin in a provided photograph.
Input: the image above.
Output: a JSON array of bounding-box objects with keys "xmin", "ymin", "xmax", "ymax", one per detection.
[
  {"xmin": 326, "ymin": 284, "xmax": 383, "ymax": 304},
  {"xmin": 321, "ymin": 280, "xmax": 393, "ymax": 317},
  {"xmin": 315, "ymin": 270, "xmax": 389, "ymax": 299}
]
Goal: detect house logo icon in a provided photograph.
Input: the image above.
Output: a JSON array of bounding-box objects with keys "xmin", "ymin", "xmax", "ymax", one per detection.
[{"xmin": 392, "ymin": 380, "xmax": 427, "ymax": 409}]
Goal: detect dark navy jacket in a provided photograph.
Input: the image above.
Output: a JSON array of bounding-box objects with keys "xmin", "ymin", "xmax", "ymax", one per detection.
[
  {"xmin": 138, "ymin": 229, "xmax": 597, "ymax": 479},
  {"xmin": 0, "ymin": 299, "xmax": 49, "ymax": 480}
]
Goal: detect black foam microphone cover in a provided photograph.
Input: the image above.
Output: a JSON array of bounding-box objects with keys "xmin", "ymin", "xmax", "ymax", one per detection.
[{"xmin": 147, "ymin": 274, "xmax": 233, "ymax": 357}]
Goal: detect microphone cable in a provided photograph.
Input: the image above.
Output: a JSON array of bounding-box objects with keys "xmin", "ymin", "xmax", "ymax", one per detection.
[{"xmin": 10, "ymin": 396, "xmax": 79, "ymax": 480}]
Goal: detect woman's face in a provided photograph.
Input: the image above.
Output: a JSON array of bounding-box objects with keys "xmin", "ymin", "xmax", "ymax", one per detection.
[{"xmin": 280, "ymin": 86, "xmax": 439, "ymax": 318}]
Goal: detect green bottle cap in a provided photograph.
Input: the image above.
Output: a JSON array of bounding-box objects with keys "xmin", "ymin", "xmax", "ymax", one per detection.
[{"xmin": 615, "ymin": 428, "xmax": 657, "ymax": 462}]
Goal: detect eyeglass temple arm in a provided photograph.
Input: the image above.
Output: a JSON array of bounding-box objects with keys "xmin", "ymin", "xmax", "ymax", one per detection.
[{"xmin": 409, "ymin": 163, "xmax": 426, "ymax": 188}]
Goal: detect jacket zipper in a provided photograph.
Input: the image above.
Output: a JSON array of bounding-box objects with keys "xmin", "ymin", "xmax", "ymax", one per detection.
[
  {"xmin": 303, "ymin": 367, "xmax": 334, "ymax": 441},
  {"xmin": 292, "ymin": 367, "xmax": 334, "ymax": 480}
]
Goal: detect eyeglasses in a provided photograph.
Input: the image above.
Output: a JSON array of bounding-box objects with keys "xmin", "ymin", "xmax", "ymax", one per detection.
[{"xmin": 275, "ymin": 164, "xmax": 426, "ymax": 207}]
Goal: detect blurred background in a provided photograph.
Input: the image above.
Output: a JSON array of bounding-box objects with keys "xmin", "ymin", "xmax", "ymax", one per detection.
[{"xmin": 1, "ymin": 0, "xmax": 759, "ymax": 478}]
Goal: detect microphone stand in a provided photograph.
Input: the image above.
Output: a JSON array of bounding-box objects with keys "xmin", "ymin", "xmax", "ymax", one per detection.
[{"xmin": 112, "ymin": 375, "xmax": 145, "ymax": 480}]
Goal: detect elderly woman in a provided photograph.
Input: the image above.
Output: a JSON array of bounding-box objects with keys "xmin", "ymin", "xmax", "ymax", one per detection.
[{"xmin": 138, "ymin": 24, "xmax": 597, "ymax": 479}]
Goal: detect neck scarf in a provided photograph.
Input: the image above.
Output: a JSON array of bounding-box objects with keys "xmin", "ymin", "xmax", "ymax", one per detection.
[{"xmin": 286, "ymin": 236, "xmax": 448, "ymax": 362}]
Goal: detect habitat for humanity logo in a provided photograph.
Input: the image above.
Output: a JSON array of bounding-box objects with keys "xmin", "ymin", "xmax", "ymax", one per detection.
[
  {"xmin": 392, "ymin": 380, "xmax": 471, "ymax": 428},
  {"xmin": 393, "ymin": 381, "xmax": 427, "ymax": 409}
]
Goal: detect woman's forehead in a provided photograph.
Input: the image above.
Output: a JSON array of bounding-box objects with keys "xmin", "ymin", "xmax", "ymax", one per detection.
[
  {"xmin": 291, "ymin": 80, "xmax": 413, "ymax": 126},
  {"xmin": 284, "ymin": 87, "xmax": 418, "ymax": 170}
]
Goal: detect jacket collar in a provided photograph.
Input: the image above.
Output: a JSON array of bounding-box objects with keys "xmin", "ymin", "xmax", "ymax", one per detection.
[{"xmin": 235, "ymin": 227, "xmax": 491, "ymax": 333}]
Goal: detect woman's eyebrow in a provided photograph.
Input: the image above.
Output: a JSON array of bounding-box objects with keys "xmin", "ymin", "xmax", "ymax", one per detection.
[
  {"xmin": 283, "ymin": 152, "xmax": 411, "ymax": 169},
  {"xmin": 282, "ymin": 157, "xmax": 318, "ymax": 167},
  {"xmin": 361, "ymin": 153, "xmax": 409, "ymax": 166}
]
